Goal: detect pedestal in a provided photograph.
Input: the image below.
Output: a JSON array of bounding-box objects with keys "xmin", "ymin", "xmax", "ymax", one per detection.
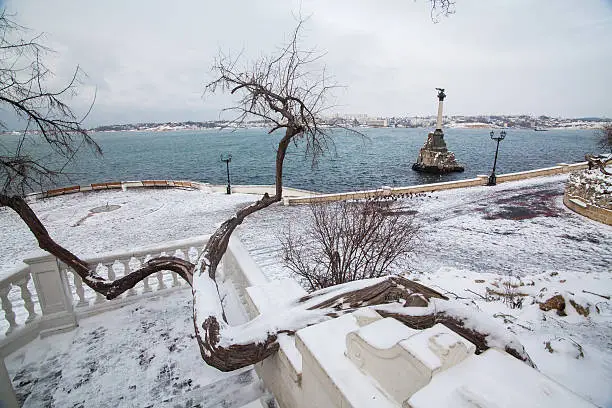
[{"xmin": 412, "ymin": 130, "xmax": 464, "ymax": 174}]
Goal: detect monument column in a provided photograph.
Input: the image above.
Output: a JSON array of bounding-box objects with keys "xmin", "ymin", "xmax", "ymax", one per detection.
[
  {"xmin": 412, "ymin": 88, "xmax": 464, "ymax": 174},
  {"xmin": 435, "ymin": 88, "xmax": 446, "ymax": 131}
]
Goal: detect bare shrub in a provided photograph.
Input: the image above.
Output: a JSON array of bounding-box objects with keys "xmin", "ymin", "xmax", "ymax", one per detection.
[
  {"xmin": 486, "ymin": 275, "xmax": 526, "ymax": 309},
  {"xmin": 281, "ymin": 198, "xmax": 420, "ymax": 292}
]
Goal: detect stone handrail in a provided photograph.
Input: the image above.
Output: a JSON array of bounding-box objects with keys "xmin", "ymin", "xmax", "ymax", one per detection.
[
  {"xmin": 0, "ymin": 265, "xmax": 37, "ymax": 339},
  {"xmin": 26, "ymin": 180, "xmax": 317, "ymax": 201},
  {"xmin": 0, "ymin": 234, "xmax": 261, "ymax": 407},
  {"xmin": 0, "ymin": 236, "xmax": 208, "ymax": 358},
  {"xmin": 0, "ymin": 235, "xmax": 210, "ymax": 407}
]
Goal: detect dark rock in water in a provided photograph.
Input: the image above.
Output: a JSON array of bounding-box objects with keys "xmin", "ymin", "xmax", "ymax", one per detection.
[{"xmin": 412, "ymin": 130, "xmax": 464, "ymax": 174}]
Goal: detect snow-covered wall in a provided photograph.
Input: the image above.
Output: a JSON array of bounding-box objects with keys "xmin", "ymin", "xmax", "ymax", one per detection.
[
  {"xmin": 28, "ymin": 180, "xmax": 316, "ymax": 201},
  {"xmin": 287, "ymin": 162, "xmax": 589, "ymax": 205},
  {"xmin": 564, "ymin": 193, "xmax": 612, "ymax": 225}
]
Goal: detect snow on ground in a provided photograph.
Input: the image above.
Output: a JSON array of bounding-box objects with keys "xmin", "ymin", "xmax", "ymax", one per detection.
[
  {"xmin": 238, "ymin": 174, "xmax": 612, "ymax": 406},
  {"xmin": 5, "ymin": 290, "xmax": 266, "ymax": 408},
  {"xmin": 0, "ymin": 188, "xmax": 254, "ymax": 279},
  {"xmin": 239, "ymin": 174, "xmax": 611, "ymax": 279},
  {"xmin": 1, "ymin": 175, "xmax": 612, "ymax": 406},
  {"xmin": 408, "ymin": 268, "xmax": 612, "ymax": 406}
]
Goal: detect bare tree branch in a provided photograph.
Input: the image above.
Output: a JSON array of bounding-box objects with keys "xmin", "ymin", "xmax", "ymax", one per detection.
[
  {"xmin": 430, "ymin": 0, "xmax": 456, "ymax": 22},
  {"xmin": 1, "ymin": 16, "xmax": 534, "ymax": 374},
  {"xmin": 594, "ymin": 124, "xmax": 611, "ymax": 154},
  {"xmin": 0, "ymin": 12, "xmax": 100, "ymax": 196}
]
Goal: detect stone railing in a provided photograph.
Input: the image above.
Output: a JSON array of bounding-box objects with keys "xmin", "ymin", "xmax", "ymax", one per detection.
[
  {"xmin": 231, "ymin": 246, "xmax": 597, "ymax": 408},
  {"xmin": 0, "ymin": 266, "xmax": 38, "ymax": 343},
  {"xmin": 27, "ymin": 180, "xmax": 316, "ymax": 201},
  {"xmin": 0, "ymin": 236, "xmax": 207, "ymax": 356},
  {"xmin": 0, "ymin": 236, "xmax": 208, "ymax": 407},
  {"xmin": 285, "ymin": 162, "xmax": 590, "ymax": 205},
  {"xmin": 1, "ymin": 235, "xmax": 598, "ymax": 408}
]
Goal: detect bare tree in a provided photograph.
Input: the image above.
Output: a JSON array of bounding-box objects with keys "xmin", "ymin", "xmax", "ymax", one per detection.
[
  {"xmin": 585, "ymin": 125, "xmax": 612, "ymax": 175},
  {"xmin": 595, "ymin": 124, "xmax": 611, "ymax": 154},
  {"xmin": 1, "ymin": 19, "xmax": 534, "ymax": 372},
  {"xmin": 0, "ymin": 13, "xmax": 100, "ymax": 196},
  {"xmin": 430, "ymin": 0, "xmax": 456, "ymax": 22},
  {"xmin": 282, "ymin": 199, "xmax": 420, "ymax": 291}
]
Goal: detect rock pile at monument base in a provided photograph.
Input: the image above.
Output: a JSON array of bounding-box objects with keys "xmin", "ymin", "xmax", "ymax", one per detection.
[{"xmin": 412, "ymin": 131, "xmax": 465, "ymax": 174}]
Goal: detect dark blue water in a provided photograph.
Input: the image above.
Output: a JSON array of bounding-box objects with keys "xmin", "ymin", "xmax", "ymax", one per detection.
[{"xmin": 2, "ymin": 128, "xmax": 602, "ymax": 193}]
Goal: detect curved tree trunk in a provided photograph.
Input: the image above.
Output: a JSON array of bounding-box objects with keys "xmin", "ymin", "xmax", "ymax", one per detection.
[
  {"xmin": 1, "ymin": 16, "xmax": 535, "ymax": 376},
  {"xmin": 1, "ymin": 190, "xmax": 536, "ymax": 371}
]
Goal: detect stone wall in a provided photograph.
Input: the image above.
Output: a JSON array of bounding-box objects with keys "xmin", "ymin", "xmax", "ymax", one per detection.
[
  {"xmin": 29, "ymin": 181, "xmax": 315, "ymax": 200},
  {"xmin": 564, "ymin": 193, "xmax": 612, "ymax": 226},
  {"xmin": 286, "ymin": 162, "xmax": 590, "ymax": 205}
]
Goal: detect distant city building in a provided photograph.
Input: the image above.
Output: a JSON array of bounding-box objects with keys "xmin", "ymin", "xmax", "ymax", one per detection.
[{"xmin": 364, "ymin": 118, "xmax": 388, "ymax": 127}]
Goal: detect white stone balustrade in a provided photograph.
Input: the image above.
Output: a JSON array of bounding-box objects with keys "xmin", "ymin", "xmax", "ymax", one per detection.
[
  {"xmin": 0, "ymin": 266, "xmax": 39, "ymax": 339},
  {"xmin": 60, "ymin": 237, "xmax": 207, "ymax": 311},
  {"xmin": 346, "ymin": 320, "xmax": 476, "ymax": 404},
  {"xmin": 0, "ymin": 235, "xmax": 208, "ymax": 351},
  {"xmin": 0, "ymin": 235, "xmax": 207, "ymax": 408}
]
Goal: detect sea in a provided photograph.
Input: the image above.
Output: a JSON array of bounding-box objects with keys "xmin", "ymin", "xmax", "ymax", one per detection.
[{"xmin": 3, "ymin": 127, "xmax": 603, "ymax": 193}]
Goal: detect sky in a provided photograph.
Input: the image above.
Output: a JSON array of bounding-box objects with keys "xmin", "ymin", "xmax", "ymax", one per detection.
[{"xmin": 2, "ymin": 0, "xmax": 612, "ymax": 127}]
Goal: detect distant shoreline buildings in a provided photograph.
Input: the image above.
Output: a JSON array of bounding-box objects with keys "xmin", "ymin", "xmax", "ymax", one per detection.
[
  {"xmin": 83, "ymin": 115, "xmax": 611, "ymax": 133},
  {"xmin": 1, "ymin": 115, "xmax": 609, "ymax": 135},
  {"xmin": 323, "ymin": 114, "xmax": 610, "ymax": 131}
]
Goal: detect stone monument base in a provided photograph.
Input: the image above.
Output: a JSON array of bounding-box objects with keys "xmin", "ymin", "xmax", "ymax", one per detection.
[
  {"xmin": 412, "ymin": 131, "xmax": 464, "ymax": 174},
  {"xmin": 412, "ymin": 161, "xmax": 464, "ymax": 174}
]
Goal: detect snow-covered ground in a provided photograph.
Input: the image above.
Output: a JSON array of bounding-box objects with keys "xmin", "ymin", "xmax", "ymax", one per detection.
[
  {"xmin": 2, "ymin": 175, "xmax": 612, "ymax": 406},
  {"xmin": 6, "ymin": 291, "xmax": 267, "ymax": 408},
  {"xmin": 0, "ymin": 188, "xmax": 255, "ymax": 280},
  {"xmin": 240, "ymin": 175, "xmax": 611, "ymax": 279}
]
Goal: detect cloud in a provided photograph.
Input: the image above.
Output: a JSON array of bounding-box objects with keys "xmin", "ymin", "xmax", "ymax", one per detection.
[{"xmin": 3, "ymin": 0, "xmax": 611, "ymax": 127}]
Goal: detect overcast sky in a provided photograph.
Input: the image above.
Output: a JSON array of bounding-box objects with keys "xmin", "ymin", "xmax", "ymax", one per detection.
[{"xmin": 3, "ymin": 0, "xmax": 612, "ymax": 126}]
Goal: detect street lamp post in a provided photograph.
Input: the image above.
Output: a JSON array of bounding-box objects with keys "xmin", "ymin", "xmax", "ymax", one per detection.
[
  {"xmin": 487, "ymin": 130, "xmax": 506, "ymax": 186},
  {"xmin": 221, "ymin": 154, "xmax": 232, "ymax": 194}
]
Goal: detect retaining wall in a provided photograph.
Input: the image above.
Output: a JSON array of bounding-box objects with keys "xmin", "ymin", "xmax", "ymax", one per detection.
[
  {"xmin": 286, "ymin": 162, "xmax": 590, "ymax": 205},
  {"xmin": 564, "ymin": 194, "xmax": 612, "ymax": 226},
  {"xmin": 28, "ymin": 162, "xmax": 589, "ymax": 205},
  {"xmin": 29, "ymin": 180, "xmax": 315, "ymax": 201}
]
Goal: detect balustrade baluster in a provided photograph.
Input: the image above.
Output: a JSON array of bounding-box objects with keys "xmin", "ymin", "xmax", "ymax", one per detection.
[
  {"xmin": 15, "ymin": 275, "xmax": 38, "ymax": 323},
  {"xmin": 94, "ymin": 264, "xmax": 107, "ymax": 304},
  {"xmin": 188, "ymin": 247, "xmax": 199, "ymax": 263},
  {"xmin": 71, "ymin": 270, "xmax": 88, "ymax": 307},
  {"xmin": 156, "ymin": 271, "xmax": 166, "ymax": 290},
  {"xmin": 0, "ymin": 286, "xmax": 17, "ymax": 335},
  {"xmin": 125, "ymin": 260, "xmax": 137, "ymax": 297},
  {"xmin": 156, "ymin": 252, "xmax": 167, "ymax": 290},
  {"xmin": 142, "ymin": 255, "xmax": 152, "ymax": 293},
  {"xmin": 108, "ymin": 261, "xmax": 117, "ymax": 281},
  {"xmin": 171, "ymin": 249, "xmax": 185, "ymax": 287}
]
